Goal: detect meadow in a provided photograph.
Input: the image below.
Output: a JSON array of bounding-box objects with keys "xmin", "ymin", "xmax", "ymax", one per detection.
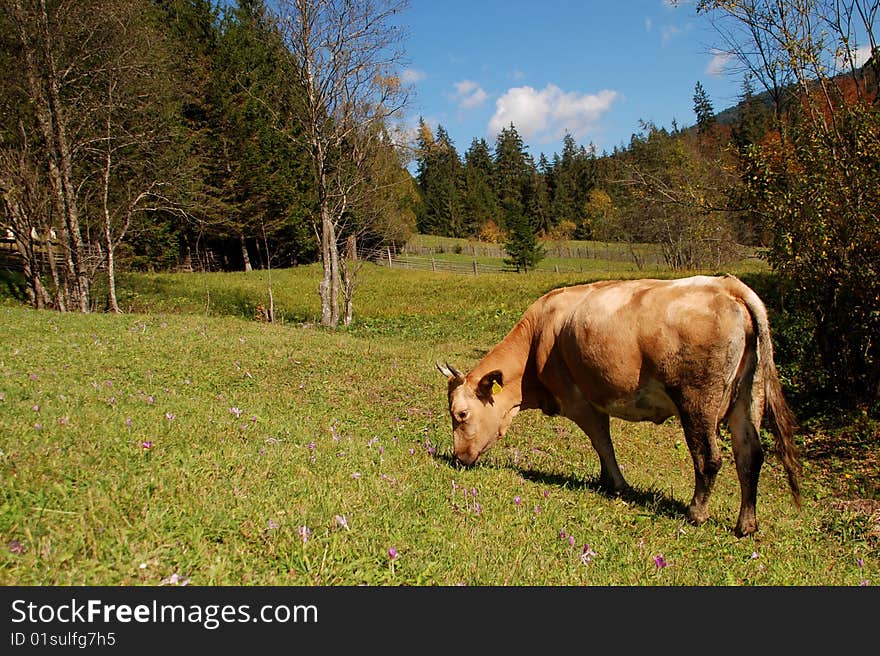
[{"xmin": 0, "ymin": 263, "xmax": 875, "ymax": 585}]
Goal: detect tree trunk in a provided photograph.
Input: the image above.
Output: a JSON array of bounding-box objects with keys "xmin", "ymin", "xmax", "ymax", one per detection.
[
  {"xmin": 15, "ymin": 0, "xmax": 88, "ymax": 311},
  {"xmin": 41, "ymin": 7, "xmax": 88, "ymax": 311},
  {"xmin": 105, "ymin": 224, "xmax": 120, "ymax": 313},
  {"xmin": 328, "ymin": 215, "xmax": 340, "ymax": 327},
  {"xmin": 240, "ymin": 233, "xmax": 252, "ymax": 272},
  {"xmin": 319, "ymin": 204, "xmax": 334, "ymax": 327}
]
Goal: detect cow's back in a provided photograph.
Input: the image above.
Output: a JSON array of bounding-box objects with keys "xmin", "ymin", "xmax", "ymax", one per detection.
[{"xmin": 536, "ymin": 276, "xmax": 751, "ymax": 418}]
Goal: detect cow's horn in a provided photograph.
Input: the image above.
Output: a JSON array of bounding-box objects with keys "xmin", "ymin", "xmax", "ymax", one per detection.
[{"xmin": 436, "ymin": 361, "xmax": 464, "ymax": 380}]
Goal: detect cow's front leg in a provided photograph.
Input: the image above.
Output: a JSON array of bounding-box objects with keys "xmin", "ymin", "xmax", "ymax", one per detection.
[{"xmin": 568, "ymin": 406, "xmax": 629, "ymax": 494}]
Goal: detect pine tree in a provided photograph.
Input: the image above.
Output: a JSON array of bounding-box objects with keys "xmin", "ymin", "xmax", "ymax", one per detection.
[
  {"xmin": 461, "ymin": 138, "xmax": 499, "ymax": 237},
  {"xmin": 493, "ymin": 123, "xmax": 530, "ymax": 231},
  {"xmin": 693, "ymin": 81, "xmax": 716, "ymax": 135},
  {"xmin": 549, "ymin": 132, "xmax": 596, "ymax": 236},
  {"xmin": 503, "ymin": 207, "xmax": 544, "ymax": 272},
  {"xmin": 732, "ymin": 75, "xmax": 770, "ymax": 151},
  {"xmin": 212, "ymin": 0, "xmax": 316, "ymax": 267},
  {"xmin": 414, "ymin": 122, "xmax": 463, "ymax": 236}
]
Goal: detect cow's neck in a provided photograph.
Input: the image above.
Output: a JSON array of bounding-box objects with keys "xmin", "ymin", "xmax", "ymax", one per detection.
[{"xmin": 469, "ymin": 314, "xmax": 548, "ymax": 415}]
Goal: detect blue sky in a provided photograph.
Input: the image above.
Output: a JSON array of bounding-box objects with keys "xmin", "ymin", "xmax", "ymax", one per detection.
[{"xmin": 398, "ymin": 0, "xmax": 745, "ymax": 160}]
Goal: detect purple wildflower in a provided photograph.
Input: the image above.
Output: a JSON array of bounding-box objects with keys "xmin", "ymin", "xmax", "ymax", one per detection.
[
  {"xmin": 32, "ymin": 404, "xmax": 39, "ymax": 412},
  {"xmin": 514, "ymin": 496, "xmax": 521, "ymax": 505},
  {"xmin": 59, "ymin": 416, "xmax": 68, "ymax": 426},
  {"xmin": 8, "ymin": 540, "xmax": 24, "ymax": 555},
  {"xmin": 569, "ymin": 536, "xmax": 575, "ymax": 548},
  {"xmin": 230, "ymin": 407, "xmax": 242, "ymax": 418},
  {"xmin": 388, "ymin": 547, "xmax": 398, "ymax": 560},
  {"xmin": 581, "ymin": 544, "xmax": 597, "ymax": 564},
  {"xmin": 654, "ymin": 554, "xmax": 668, "ymax": 569},
  {"xmin": 165, "ymin": 412, "xmax": 175, "ymax": 421},
  {"xmin": 473, "ymin": 502, "xmax": 483, "ymax": 515},
  {"xmin": 335, "ymin": 515, "xmax": 349, "ymax": 530},
  {"xmin": 534, "ymin": 505, "xmax": 541, "ymax": 514},
  {"xmin": 559, "ymin": 530, "xmax": 567, "ymax": 539},
  {"xmin": 297, "ymin": 525, "xmax": 311, "ymax": 543},
  {"xmin": 163, "ymin": 573, "xmax": 190, "ymax": 586},
  {"xmin": 141, "ymin": 441, "xmax": 153, "ymax": 450},
  {"xmin": 751, "ymin": 551, "xmax": 760, "ymax": 559},
  {"xmin": 126, "ymin": 417, "xmax": 132, "ymax": 428},
  {"xmin": 857, "ymin": 557, "xmax": 864, "ymax": 569},
  {"xmin": 267, "ymin": 519, "xmax": 279, "ymax": 530}
]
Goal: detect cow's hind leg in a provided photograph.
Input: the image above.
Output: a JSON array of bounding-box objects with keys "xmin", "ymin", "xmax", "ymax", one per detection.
[
  {"xmin": 568, "ymin": 406, "xmax": 629, "ymax": 494},
  {"xmin": 728, "ymin": 382, "xmax": 765, "ymax": 537},
  {"xmin": 678, "ymin": 405, "xmax": 724, "ymax": 527}
]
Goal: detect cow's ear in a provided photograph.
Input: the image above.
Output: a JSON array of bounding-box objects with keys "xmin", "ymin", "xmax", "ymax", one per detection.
[{"xmin": 476, "ymin": 370, "xmax": 503, "ymax": 402}]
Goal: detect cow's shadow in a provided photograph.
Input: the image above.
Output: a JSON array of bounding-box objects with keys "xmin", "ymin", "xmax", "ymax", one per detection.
[
  {"xmin": 437, "ymin": 452, "xmax": 690, "ymax": 521},
  {"xmin": 517, "ymin": 468, "xmax": 690, "ymax": 521}
]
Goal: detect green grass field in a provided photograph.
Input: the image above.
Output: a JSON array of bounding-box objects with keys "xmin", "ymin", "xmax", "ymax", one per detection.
[{"xmin": 1, "ymin": 263, "xmax": 876, "ymax": 585}]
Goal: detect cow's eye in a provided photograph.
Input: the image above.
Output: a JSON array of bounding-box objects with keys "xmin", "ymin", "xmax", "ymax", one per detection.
[{"xmin": 456, "ymin": 409, "xmax": 469, "ymax": 422}]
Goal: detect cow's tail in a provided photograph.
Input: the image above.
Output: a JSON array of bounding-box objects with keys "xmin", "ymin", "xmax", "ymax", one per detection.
[{"xmin": 725, "ymin": 275, "xmax": 801, "ymax": 507}]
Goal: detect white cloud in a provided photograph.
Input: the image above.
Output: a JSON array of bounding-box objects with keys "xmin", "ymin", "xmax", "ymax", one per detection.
[
  {"xmin": 451, "ymin": 79, "xmax": 489, "ymax": 109},
  {"xmin": 400, "ymin": 68, "xmax": 426, "ymax": 85},
  {"xmin": 488, "ymin": 84, "xmax": 618, "ymax": 144},
  {"xmin": 706, "ymin": 49, "xmax": 733, "ymax": 76},
  {"xmin": 645, "ymin": 17, "xmax": 653, "ymax": 32}
]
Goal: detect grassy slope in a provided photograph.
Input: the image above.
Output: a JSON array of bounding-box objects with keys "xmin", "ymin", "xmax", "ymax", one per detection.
[{"xmin": 0, "ymin": 264, "xmax": 875, "ymax": 585}]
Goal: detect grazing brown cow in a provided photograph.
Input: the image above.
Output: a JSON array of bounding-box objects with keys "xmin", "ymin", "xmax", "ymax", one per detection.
[{"xmin": 437, "ymin": 274, "xmax": 800, "ymax": 537}]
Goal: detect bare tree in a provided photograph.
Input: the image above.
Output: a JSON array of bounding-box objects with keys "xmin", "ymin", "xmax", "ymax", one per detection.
[
  {"xmin": 271, "ymin": 0, "xmax": 411, "ymax": 327},
  {"xmin": 89, "ymin": 1, "xmax": 174, "ymax": 313},
  {"xmin": 6, "ymin": 0, "xmax": 92, "ymax": 311}
]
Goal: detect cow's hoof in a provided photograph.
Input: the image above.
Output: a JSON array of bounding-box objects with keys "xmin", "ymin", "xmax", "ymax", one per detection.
[
  {"xmin": 734, "ymin": 521, "xmax": 758, "ymax": 538},
  {"xmin": 687, "ymin": 505, "xmax": 710, "ymax": 526}
]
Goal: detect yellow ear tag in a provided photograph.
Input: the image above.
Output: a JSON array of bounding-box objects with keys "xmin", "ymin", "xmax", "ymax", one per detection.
[{"xmin": 491, "ymin": 381, "xmax": 503, "ymax": 395}]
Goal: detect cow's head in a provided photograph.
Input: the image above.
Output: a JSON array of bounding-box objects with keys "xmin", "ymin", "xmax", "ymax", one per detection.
[{"xmin": 436, "ymin": 361, "xmax": 513, "ymax": 466}]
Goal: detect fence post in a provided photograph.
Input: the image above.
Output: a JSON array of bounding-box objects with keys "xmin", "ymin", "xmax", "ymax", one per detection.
[
  {"xmin": 387, "ymin": 247, "xmax": 392, "ymax": 268},
  {"xmin": 432, "ymin": 258, "xmax": 436, "ymax": 272},
  {"xmin": 472, "ymin": 260, "xmax": 478, "ymax": 275}
]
